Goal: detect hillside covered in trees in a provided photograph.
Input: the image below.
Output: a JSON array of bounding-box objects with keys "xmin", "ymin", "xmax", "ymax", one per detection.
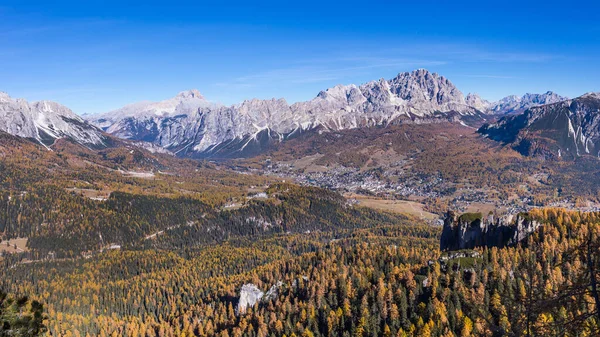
[
  {"xmin": 0, "ymin": 290, "xmax": 45, "ymax": 336},
  {"xmin": 1, "ymin": 133, "xmax": 599, "ymax": 337},
  {"xmin": 3, "ymin": 203, "xmax": 600, "ymax": 336}
]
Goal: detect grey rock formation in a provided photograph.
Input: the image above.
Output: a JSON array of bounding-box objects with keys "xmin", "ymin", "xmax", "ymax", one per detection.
[
  {"xmin": 237, "ymin": 281, "xmax": 283, "ymax": 314},
  {"xmin": 479, "ymin": 92, "xmax": 600, "ymax": 159},
  {"xmin": 0, "ymin": 92, "xmax": 107, "ymax": 148},
  {"xmin": 264, "ymin": 281, "xmax": 283, "ymax": 301},
  {"xmin": 440, "ymin": 211, "xmax": 541, "ymax": 251},
  {"xmin": 237, "ymin": 284, "xmax": 264, "ymax": 314}
]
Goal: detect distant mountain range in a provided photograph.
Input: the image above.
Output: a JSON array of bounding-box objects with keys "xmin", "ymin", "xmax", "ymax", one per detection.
[
  {"xmin": 488, "ymin": 91, "xmax": 568, "ymax": 115},
  {"xmin": 479, "ymin": 92, "xmax": 600, "ymax": 159},
  {"xmin": 88, "ymin": 69, "xmax": 482, "ymax": 158},
  {"xmin": 85, "ymin": 69, "xmax": 570, "ymax": 158},
  {"xmin": 1, "ymin": 69, "xmax": 595, "ymax": 159}
]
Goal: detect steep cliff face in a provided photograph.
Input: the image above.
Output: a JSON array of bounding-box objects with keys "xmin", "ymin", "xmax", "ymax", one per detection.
[
  {"xmin": 236, "ymin": 281, "xmax": 284, "ymax": 315},
  {"xmin": 237, "ymin": 284, "xmax": 264, "ymax": 314},
  {"xmin": 440, "ymin": 211, "xmax": 541, "ymax": 251}
]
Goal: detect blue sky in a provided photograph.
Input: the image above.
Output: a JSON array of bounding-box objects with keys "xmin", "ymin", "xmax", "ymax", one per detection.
[{"xmin": 1, "ymin": 0, "xmax": 599, "ymax": 115}]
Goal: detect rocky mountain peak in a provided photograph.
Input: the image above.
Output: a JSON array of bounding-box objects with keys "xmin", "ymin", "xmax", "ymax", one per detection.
[
  {"xmin": 389, "ymin": 69, "xmax": 465, "ymax": 105},
  {"xmin": 0, "ymin": 92, "xmax": 11, "ymax": 102},
  {"xmin": 90, "ymin": 89, "xmax": 217, "ymax": 134},
  {"xmin": 465, "ymin": 93, "xmax": 491, "ymax": 112},
  {"xmin": 522, "ymin": 91, "xmax": 565, "ymax": 104},
  {"xmin": 498, "ymin": 95, "xmax": 521, "ymax": 103},
  {"xmin": 31, "ymin": 100, "xmax": 77, "ymax": 117},
  {"xmin": 176, "ymin": 89, "xmax": 204, "ymax": 100},
  {"xmin": 316, "ymin": 84, "xmax": 360, "ymax": 102},
  {"xmin": 581, "ymin": 92, "xmax": 600, "ymax": 99}
]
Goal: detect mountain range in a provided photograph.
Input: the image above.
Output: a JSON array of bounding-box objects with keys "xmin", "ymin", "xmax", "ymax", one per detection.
[
  {"xmin": 85, "ymin": 69, "xmax": 570, "ymax": 158},
  {"xmin": 1, "ymin": 69, "xmax": 596, "ymax": 160},
  {"xmin": 488, "ymin": 91, "xmax": 568, "ymax": 115}
]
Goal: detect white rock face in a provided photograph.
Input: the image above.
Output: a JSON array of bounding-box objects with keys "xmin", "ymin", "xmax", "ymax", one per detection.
[
  {"xmin": 0, "ymin": 92, "xmax": 106, "ymax": 147},
  {"xmin": 237, "ymin": 284, "xmax": 264, "ymax": 314}
]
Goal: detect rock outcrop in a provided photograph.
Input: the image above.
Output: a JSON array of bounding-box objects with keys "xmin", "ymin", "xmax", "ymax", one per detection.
[
  {"xmin": 237, "ymin": 284, "xmax": 264, "ymax": 314},
  {"xmin": 440, "ymin": 211, "xmax": 541, "ymax": 251},
  {"xmin": 264, "ymin": 281, "xmax": 283, "ymax": 301},
  {"xmin": 237, "ymin": 281, "xmax": 284, "ymax": 314}
]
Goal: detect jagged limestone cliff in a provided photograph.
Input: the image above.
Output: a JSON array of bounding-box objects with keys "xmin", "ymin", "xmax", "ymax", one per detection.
[{"xmin": 440, "ymin": 211, "xmax": 541, "ymax": 251}]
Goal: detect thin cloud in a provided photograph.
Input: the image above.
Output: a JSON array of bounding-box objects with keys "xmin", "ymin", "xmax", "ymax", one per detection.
[
  {"xmin": 379, "ymin": 43, "xmax": 562, "ymax": 64},
  {"xmin": 18, "ymin": 87, "xmax": 119, "ymax": 100},
  {"xmin": 217, "ymin": 42, "xmax": 560, "ymax": 90},
  {"xmin": 458, "ymin": 74, "xmax": 517, "ymax": 79},
  {"xmin": 458, "ymin": 51, "xmax": 557, "ymax": 63},
  {"xmin": 0, "ymin": 26, "xmax": 54, "ymax": 38},
  {"xmin": 0, "ymin": 18, "xmax": 121, "ymax": 38},
  {"xmin": 216, "ymin": 57, "xmax": 447, "ymax": 88}
]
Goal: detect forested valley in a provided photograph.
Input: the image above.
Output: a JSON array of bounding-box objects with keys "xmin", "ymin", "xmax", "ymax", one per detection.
[{"xmin": 0, "ymin": 134, "xmax": 599, "ymax": 336}]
